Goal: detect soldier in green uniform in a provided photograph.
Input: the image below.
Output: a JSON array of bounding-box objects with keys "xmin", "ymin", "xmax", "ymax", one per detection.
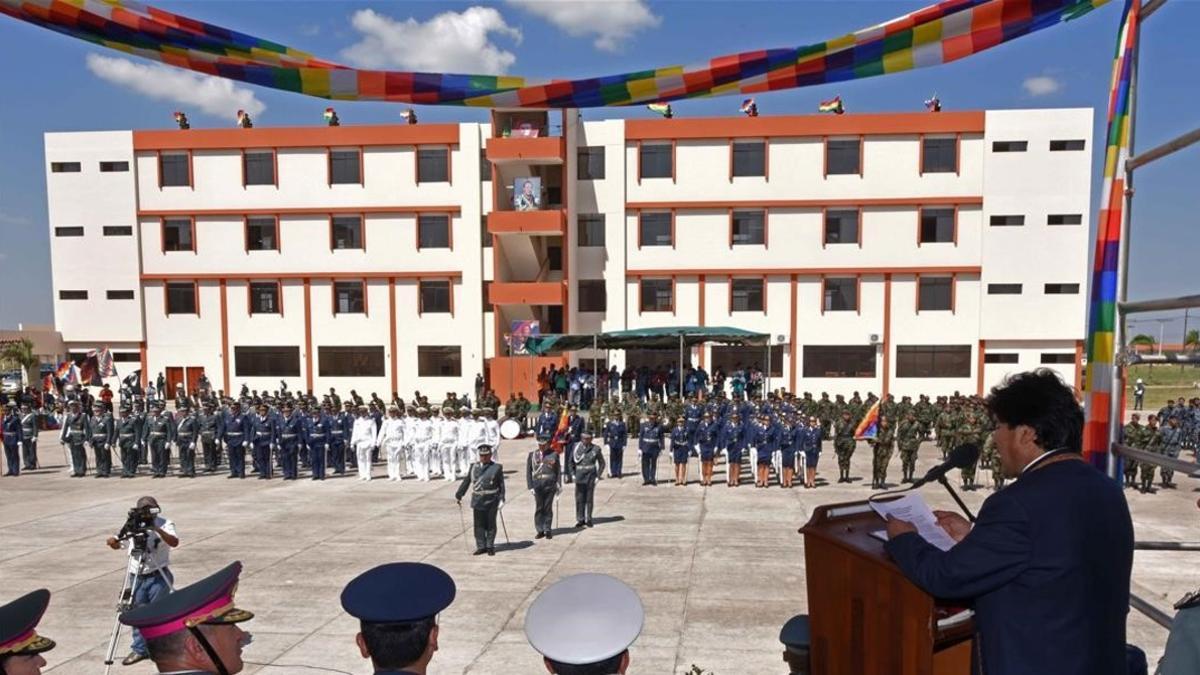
[
  {"xmin": 1122, "ymin": 414, "xmax": 1144, "ymax": 489},
  {"xmin": 981, "ymin": 433, "xmax": 1006, "ymax": 490},
  {"xmin": 833, "ymin": 410, "xmax": 857, "ymax": 483},
  {"xmin": 935, "ymin": 402, "xmax": 955, "ymax": 460},
  {"xmin": 896, "ymin": 410, "xmax": 922, "ymax": 483},
  {"xmin": 816, "ymin": 393, "xmax": 834, "ymax": 440},
  {"xmin": 455, "ymin": 445, "xmax": 506, "ymax": 556},
  {"xmin": 1139, "ymin": 414, "xmax": 1161, "ymax": 493},
  {"xmin": 869, "ymin": 416, "xmax": 895, "ymax": 489},
  {"xmin": 914, "ymin": 394, "xmax": 934, "ymax": 438},
  {"xmin": 957, "ymin": 410, "xmax": 983, "ymax": 490},
  {"xmin": 623, "ymin": 394, "xmax": 641, "ymax": 437}
]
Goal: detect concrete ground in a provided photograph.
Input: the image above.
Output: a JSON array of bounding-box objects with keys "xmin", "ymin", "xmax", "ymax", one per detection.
[{"xmin": 1, "ymin": 435, "xmax": 1195, "ymax": 674}]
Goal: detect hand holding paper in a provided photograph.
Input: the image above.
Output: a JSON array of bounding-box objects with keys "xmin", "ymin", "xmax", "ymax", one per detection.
[{"xmin": 871, "ymin": 493, "xmax": 959, "ymax": 551}]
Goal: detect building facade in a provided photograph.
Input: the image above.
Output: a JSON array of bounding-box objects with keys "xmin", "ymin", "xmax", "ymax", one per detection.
[{"xmin": 44, "ymin": 108, "xmax": 1091, "ymax": 399}]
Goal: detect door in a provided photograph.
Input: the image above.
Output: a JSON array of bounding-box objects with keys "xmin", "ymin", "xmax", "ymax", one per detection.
[
  {"xmin": 165, "ymin": 367, "xmax": 184, "ymax": 400},
  {"xmin": 185, "ymin": 367, "xmax": 205, "ymax": 397}
]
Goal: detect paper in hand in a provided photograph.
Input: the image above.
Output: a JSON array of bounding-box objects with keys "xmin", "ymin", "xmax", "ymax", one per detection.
[{"xmin": 871, "ymin": 493, "xmax": 958, "ymax": 551}]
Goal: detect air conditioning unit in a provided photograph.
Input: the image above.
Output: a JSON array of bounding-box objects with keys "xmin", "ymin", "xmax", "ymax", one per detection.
[
  {"xmin": 776, "ymin": 334, "xmax": 787, "ymax": 344},
  {"xmin": 868, "ymin": 333, "xmax": 881, "ymax": 345}
]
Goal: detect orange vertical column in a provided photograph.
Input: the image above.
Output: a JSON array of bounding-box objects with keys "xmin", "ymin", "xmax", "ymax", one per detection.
[
  {"xmin": 219, "ymin": 279, "xmax": 230, "ymax": 391},
  {"xmin": 303, "ymin": 278, "xmax": 314, "ymax": 391},
  {"xmin": 789, "ymin": 274, "xmax": 798, "ymax": 392},
  {"xmin": 882, "ymin": 274, "xmax": 892, "ymax": 397},
  {"xmin": 389, "ymin": 278, "xmax": 398, "ymax": 394}
]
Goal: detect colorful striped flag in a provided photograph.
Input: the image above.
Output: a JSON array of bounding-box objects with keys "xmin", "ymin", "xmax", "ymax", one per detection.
[
  {"xmin": 646, "ymin": 103, "xmax": 673, "ymax": 118},
  {"xmin": 549, "ymin": 408, "xmax": 571, "ymax": 453},
  {"xmin": 96, "ymin": 347, "xmax": 117, "ymax": 378},
  {"xmin": 818, "ymin": 96, "xmax": 844, "ymax": 114},
  {"xmin": 854, "ymin": 401, "xmax": 881, "ymax": 440}
]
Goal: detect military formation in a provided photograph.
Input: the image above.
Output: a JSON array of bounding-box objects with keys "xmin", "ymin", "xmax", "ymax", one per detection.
[{"xmin": 1121, "ymin": 397, "xmax": 1200, "ymax": 493}]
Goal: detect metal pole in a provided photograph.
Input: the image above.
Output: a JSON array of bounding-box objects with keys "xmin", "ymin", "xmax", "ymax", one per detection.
[
  {"xmin": 767, "ymin": 341, "xmax": 773, "ymax": 396},
  {"xmin": 678, "ymin": 334, "xmax": 684, "ymax": 396},
  {"xmin": 1158, "ymin": 320, "xmax": 1165, "ymax": 355},
  {"xmin": 593, "ymin": 334, "xmax": 598, "ymax": 410}
]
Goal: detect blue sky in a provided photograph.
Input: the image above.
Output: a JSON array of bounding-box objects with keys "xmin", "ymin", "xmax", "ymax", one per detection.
[{"xmin": 1, "ymin": 1, "xmax": 1196, "ymax": 339}]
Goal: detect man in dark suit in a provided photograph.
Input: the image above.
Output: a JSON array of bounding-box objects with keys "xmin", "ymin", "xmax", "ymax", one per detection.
[{"xmin": 885, "ymin": 369, "xmax": 1133, "ymax": 675}]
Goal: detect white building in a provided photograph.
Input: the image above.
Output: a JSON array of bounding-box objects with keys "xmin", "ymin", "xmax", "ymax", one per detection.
[{"xmin": 43, "ymin": 107, "xmax": 1091, "ymax": 400}]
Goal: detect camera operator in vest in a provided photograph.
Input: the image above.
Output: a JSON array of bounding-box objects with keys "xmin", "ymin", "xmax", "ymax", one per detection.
[{"xmin": 104, "ymin": 496, "xmax": 179, "ymax": 666}]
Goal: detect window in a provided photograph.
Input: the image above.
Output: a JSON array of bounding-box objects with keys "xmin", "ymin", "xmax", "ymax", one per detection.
[
  {"xmin": 639, "ymin": 144, "xmax": 672, "ymax": 179},
  {"xmin": 319, "ymin": 346, "xmax": 385, "ymax": 377},
  {"xmin": 166, "ymin": 282, "xmax": 197, "ymax": 315},
  {"xmin": 823, "ymin": 277, "xmax": 857, "ymax": 312},
  {"xmin": 107, "ymin": 290, "xmax": 135, "ymax": 300},
  {"xmin": 417, "ymin": 148, "xmax": 449, "ymax": 183},
  {"xmin": 103, "ymin": 226, "xmax": 132, "ymax": 236},
  {"xmin": 1041, "ymin": 353, "xmax": 1074, "ymax": 364},
  {"xmin": 159, "ymin": 153, "xmax": 190, "ymax": 187},
  {"xmin": 334, "ymin": 281, "xmax": 365, "ymax": 314},
  {"xmin": 243, "ymin": 151, "xmax": 275, "ymax": 186},
  {"xmin": 989, "ymin": 215, "xmax": 1024, "ymax": 226},
  {"xmin": 50, "ymin": 162, "xmax": 81, "ymax": 173},
  {"xmin": 578, "ymin": 146, "xmax": 605, "ymax": 180},
  {"xmin": 731, "ymin": 210, "xmax": 765, "ymax": 246},
  {"xmin": 731, "ymin": 278, "xmax": 764, "ymax": 312},
  {"xmin": 58, "ymin": 290, "xmax": 88, "ymax": 300},
  {"xmin": 249, "ymin": 282, "xmax": 280, "ymax": 314},
  {"xmin": 824, "ymin": 209, "xmax": 859, "ymax": 245},
  {"xmin": 329, "ymin": 149, "xmax": 361, "ymax": 184},
  {"xmin": 578, "ymin": 214, "xmax": 605, "ymax": 247},
  {"xmin": 918, "ymin": 277, "xmax": 952, "ymax": 311},
  {"xmin": 418, "ymin": 214, "xmax": 450, "ymax": 249},
  {"xmin": 1048, "ymin": 214, "xmax": 1083, "ymax": 225},
  {"xmin": 482, "ymin": 281, "xmax": 493, "ymax": 312},
  {"xmin": 331, "ymin": 215, "xmax": 363, "ymax": 250},
  {"xmin": 1050, "ymin": 139, "xmax": 1086, "ymax": 151},
  {"xmin": 418, "ymin": 346, "xmax": 462, "ymax": 377},
  {"xmin": 481, "ymin": 215, "xmax": 492, "ymax": 248},
  {"xmin": 825, "ymin": 138, "xmax": 860, "ymax": 175},
  {"xmin": 99, "ymin": 161, "xmax": 129, "ymax": 173},
  {"xmin": 987, "ymin": 283, "xmax": 1022, "ymax": 295},
  {"xmin": 162, "ymin": 218, "xmax": 193, "ymax": 251},
  {"xmin": 896, "ymin": 345, "xmax": 972, "ymax": 378},
  {"xmin": 640, "ymin": 279, "xmax": 673, "ymax": 312},
  {"xmin": 921, "ymin": 137, "xmax": 957, "ymax": 173},
  {"xmin": 54, "ymin": 226, "xmax": 84, "ymax": 237},
  {"xmin": 1045, "ymin": 283, "xmax": 1080, "ymax": 295},
  {"xmin": 803, "ymin": 346, "xmax": 876, "ymax": 378},
  {"xmin": 919, "ymin": 208, "xmax": 955, "ymax": 244},
  {"xmin": 234, "ymin": 346, "xmax": 300, "ymax": 377},
  {"xmin": 419, "ymin": 280, "xmax": 451, "ymax": 313},
  {"xmin": 245, "ymin": 217, "xmax": 278, "ymax": 251},
  {"xmin": 732, "ymin": 141, "xmax": 766, "ymax": 177},
  {"xmin": 547, "ymin": 246, "xmax": 562, "ymax": 272},
  {"xmin": 112, "ymin": 352, "xmax": 140, "ymax": 363},
  {"xmin": 992, "ymin": 141, "xmax": 1028, "ymax": 152},
  {"xmin": 985, "ymin": 353, "xmax": 1019, "ymax": 364},
  {"xmin": 578, "ymin": 280, "xmax": 607, "ymax": 312},
  {"xmin": 480, "ymin": 148, "xmax": 491, "ymax": 181},
  {"xmin": 638, "ymin": 212, "xmax": 672, "ymax": 247}
]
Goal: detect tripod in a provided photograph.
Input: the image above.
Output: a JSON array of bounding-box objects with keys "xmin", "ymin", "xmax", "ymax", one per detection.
[{"xmin": 102, "ymin": 543, "xmax": 175, "ymax": 675}]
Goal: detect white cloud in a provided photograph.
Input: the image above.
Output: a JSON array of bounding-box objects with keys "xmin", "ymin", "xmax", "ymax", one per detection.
[
  {"xmin": 85, "ymin": 54, "xmax": 265, "ymax": 119},
  {"xmin": 1022, "ymin": 74, "xmax": 1062, "ymax": 97},
  {"xmin": 509, "ymin": 0, "xmax": 659, "ymax": 52},
  {"xmin": 342, "ymin": 7, "xmax": 521, "ymax": 74}
]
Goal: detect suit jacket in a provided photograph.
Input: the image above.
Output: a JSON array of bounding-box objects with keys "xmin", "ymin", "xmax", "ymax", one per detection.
[{"xmin": 885, "ymin": 457, "xmax": 1133, "ymax": 675}]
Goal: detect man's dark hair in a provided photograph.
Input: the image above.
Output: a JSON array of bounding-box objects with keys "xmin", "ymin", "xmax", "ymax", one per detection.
[
  {"xmin": 546, "ymin": 651, "xmax": 625, "ymax": 675},
  {"xmin": 360, "ymin": 617, "xmax": 435, "ymax": 669},
  {"xmin": 986, "ymin": 369, "xmax": 1083, "ymax": 453},
  {"xmin": 144, "ymin": 630, "xmax": 190, "ymax": 662}
]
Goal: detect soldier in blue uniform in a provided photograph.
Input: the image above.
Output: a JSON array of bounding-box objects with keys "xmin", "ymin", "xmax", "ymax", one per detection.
[
  {"xmin": 602, "ymin": 413, "xmax": 627, "ymax": 478},
  {"xmin": 223, "ymin": 401, "xmax": 250, "ymax": 478},
  {"xmin": 328, "ymin": 402, "xmax": 350, "ymax": 474},
  {"xmin": 249, "ymin": 403, "xmax": 276, "ymax": 479},
  {"xmin": 561, "ymin": 405, "xmax": 585, "ymax": 484},
  {"xmin": 141, "ymin": 403, "xmax": 175, "ymax": 478},
  {"xmin": 753, "ymin": 413, "xmax": 778, "ymax": 488},
  {"xmin": 60, "ymin": 400, "xmax": 91, "ymax": 477},
  {"xmin": 19, "ymin": 402, "xmax": 39, "ymax": 471},
  {"xmin": 695, "ymin": 411, "xmax": 719, "ymax": 486},
  {"xmin": 670, "ymin": 417, "xmax": 690, "ymax": 486},
  {"xmin": 722, "ymin": 411, "xmax": 745, "ymax": 487},
  {"xmin": 278, "ymin": 402, "xmax": 304, "ymax": 480},
  {"xmin": 779, "ymin": 416, "xmax": 798, "ymax": 488},
  {"xmin": 174, "ymin": 405, "xmax": 199, "ymax": 477},
  {"xmin": 341, "ymin": 401, "xmax": 359, "ymax": 470},
  {"xmin": 340, "ymin": 562, "xmax": 457, "ymax": 674},
  {"xmin": 683, "ymin": 395, "xmax": 702, "ymax": 457},
  {"xmin": 803, "ymin": 416, "xmax": 823, "ymax": 488},
  {"xmin": 535, "ymin": 403, "xmax": 558, "ymax": 443},
  {"xmin": 89, "ymin": 402, "xmax": 116, "ymax": 478},
  {"xmin": 638, "ymin": 412, "xmax": 665, "ymax": 486},
  {"xmin": 303, "ymin": 406, "xmax": 331, "ymax": 480},
  {"xmin": 1, "ymin": 402, "xmax": 21, "ymax": 477}
]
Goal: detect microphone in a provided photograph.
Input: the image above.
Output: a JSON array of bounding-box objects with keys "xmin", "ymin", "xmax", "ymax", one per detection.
[{"xmin": 911, "ymin": 443, "xmax": 980, "ymax": 489}]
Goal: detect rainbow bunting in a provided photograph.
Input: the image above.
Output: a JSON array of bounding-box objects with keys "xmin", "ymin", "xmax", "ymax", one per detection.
[{"xmin": 854, "ymin": 401, "xmax": 881, "ymax": 440}]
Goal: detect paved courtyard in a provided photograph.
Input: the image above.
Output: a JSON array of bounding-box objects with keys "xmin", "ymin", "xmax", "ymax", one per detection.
[{"xmin": 1, "ymin": 435, "xmax": 1195, "ymax": 674}]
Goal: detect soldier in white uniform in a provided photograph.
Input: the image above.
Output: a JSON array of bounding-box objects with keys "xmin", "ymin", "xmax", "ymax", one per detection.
[
  {"xmin": 436, "ymin": 407, "xmax": 459, "ymax": 481},
  {"xmin": 410, "ymin": 408, "xmax": 434, "ymax": 482},
  {"xmin": 375, "ymin": 405, "xmax": 406, "ymax": 482},
  {"xmin": 456, "ymin": 407, "xmax": 475, "ymax": 476},
  {"xmin": 350, "ymin": 405, "xmax": 377, "ymax": 481},
  {"xmin": 402, "ymin": 405, "xmax": 419, "ymax": 478},
  {"xmin": 483, "ymin": 408, "xmax": 501, "ymax": 461}
]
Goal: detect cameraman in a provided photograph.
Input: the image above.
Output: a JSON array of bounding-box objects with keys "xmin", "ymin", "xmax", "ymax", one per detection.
[{"xmin": 104, "ymin": 496, "xmax": 179, "ymax": 666}]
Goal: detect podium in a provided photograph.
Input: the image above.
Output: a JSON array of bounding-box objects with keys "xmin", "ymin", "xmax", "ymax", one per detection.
[{"xmin": 800, "ymin": 499, "xmax": 974, "ymax": 675}]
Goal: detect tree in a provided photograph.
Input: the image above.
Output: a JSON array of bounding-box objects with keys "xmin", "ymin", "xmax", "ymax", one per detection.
[
  {"xmin": 0, "ymin": 338, "xmax": 39, "ymax": 386},
  {"xmin": 1129, "ymin": 334, "xmax": 1156, "ymax": 347},
  {"xmin": 1185, "ymin": 329, "xmax": 1199, "ymax": 352}
]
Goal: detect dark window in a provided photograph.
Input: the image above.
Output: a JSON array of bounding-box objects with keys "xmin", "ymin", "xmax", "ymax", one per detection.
[
  {"xmin": 417, "ymin": 148, "xmax": 449, "ymax": 183},
  {"xmin": 731, "ymin": 278, "xmax": 764, "ymax": 312},
  {"xmin": 1048, "ymin": 214, "xmax": 1082, "ymax": 225},
  {"xmin": 334, "ymin": 282, "xmax": 365, "ymax": 314},
  {"xmin": 1041, "ymin": 353, "xmax": 1074, "ymax": 364},
  {"xmin": 418, "ymin": 214, "xmax": 450, "ymax": 249},
  {"xmin": 803, "ymin": 346, "xmax": 876, "ymax": 378},
  {"xmin": 896, "ymin": 345, "xmax": 972, "ymax": 378},
  {"xmin": 985, "ymin": 353, "xmax": 1019, "ymax": 364},
  {"xmin": 329, "ymin": 149, "xmax": 361, "ymax": 184},
  {"xmin": 639, "ymin": 212, "xmax": 672, "ymax": 247},
  {"xmin": 826, "ymin": 139, "xmax": 860, "ymax": 175},
  {"xmin": 243, "ymin": 151, "xmax": 275, "ymax": 186},
  {"xmin": 51, "ymin": 162, "xmax": 81, "ymax": 173},
  {"xmin": 249, "ymin": 282, "xmax": 280, "ymax": 314},
  {"xmin": 731, "ymin": 210, "xmax": 765, "ymax": 246},
  {"xmin": 331, "ymin": 215, "xmax": 363, "ymax": 249},
  {"xmin": 919, "ymin": 208, "xmax": 955, "ymax": 243},
  {"xmin": 992, "ymin": 141, "xmax": 1028, "ymax": 152},
  {"xmin": 921, "ymin": 137, "xmax": 957, "ymax": 173},
  {"xmin": 732, "ymin": 141, "xmax": 766, "ymax": 177},
  {"xmin": 419, "ymin": 280, "xmax": 451, "ymax": 313},
  {"xmin": 55, "ymin": 226, "xmax": 84, "ymax": 237},
  {"xmin": 112, "ymin": 352, "xmax": 140, "ymax": 363},
  {"xmin": 547, "ymin": 185, "xmax": 562, "ymax": 206},
  {"xmin": 547, "ymin": 246, "xmax": 562, "ymax": 272},
  {"xmin": 159, "ymin": 154, "xmax": 190, "ymax": 186},
  {"xmin": 823, "ymin": 277, "xmax": 857, "ymax": 312},
  {"xmin": 103, "ymin": 226, "xmax": 132, "ymax": 236},
  {"xmin": 578, "ymin": 280, "xmax": 607, "ymax": 312},
  {"xmin": 640, "ymin": 279, "xmax": 673, "ymax": 312},
  {"xmin": 578, "ymin": 146, "xmax": 606, "ymax": 180},
  {"xmin": 481, "ymin": 215, "xmax": 492, "ymax": 248},
  {"xmin": 166, "ymin": 282, "xmax": 197, "ymax": 315},
  {"xmin": 1045, "ymin": 283, "xmax": 1080, "ymax": 295},
  {"xmin": 245, "ymin": 217, "xmax": 277, "ymax": 251},
  {"xmin": 318, "ymin": 346, "xmax": 385, "ymax": 377},
  {"xmin": 100, "ymin": 161, "xmax": 129, "ymax": 173},
  {"xmin": 918, "ymin": 277, "xmax": 952, "ymax": 311},
  {"xmin": 578, "ymin": 214, "xmax": 605, "ymax": 247},
  {"xmin": 162, "ymin": 218, "xmax": 193, "ymax": 251},
  {"xmin": 639, "ymin": 144, "xmax": 672, "ymax": 179},
  {"xmin": 824, "ymin": 209, "xmax": 859, "ymax": 245},
  {"xmin": 987, "ymin": 283, "xmax": 1022, "ymax": 295},
  {"xmin": 480, "ymin": 149, "xmax": 492, "ymax": 181},
  {"xmin": 59, "ymin": 290, "xmax": 88, "ymax": 300},
  {"xmin": 106, "ymin": 290, "xmax": 135, "ymax": 300},
  {"xmin": 1050, "ymin": 139, "xmax": 1086, "ymax": 151},
  {"xmin": 482, "ymin": 281, "xmax": 493, "ymax": 312},
  {"xmin": 234, "ymin": 346, "xmax": 300, "ymax": 377},
  {"xmin": 418, "ymin": 346, "xmax": 462, "ymax": 377},
  {"xmin": 989, "ymin": 215, "xmax": 1024, "ymax": 226}
]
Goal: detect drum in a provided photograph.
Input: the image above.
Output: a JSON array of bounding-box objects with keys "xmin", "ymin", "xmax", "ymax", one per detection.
[{"xmin": 500, "ymin": 418, "xmax": 521, "ymax": 440}]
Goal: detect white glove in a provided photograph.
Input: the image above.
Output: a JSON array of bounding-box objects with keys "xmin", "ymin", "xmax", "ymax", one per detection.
[
  {"xmin": 499, "ymin": 500, "xmax": 505, "ymax": 509},
  {"xmin": 529, "ymin": 489, "xmax": 535, "ymax": 495}
]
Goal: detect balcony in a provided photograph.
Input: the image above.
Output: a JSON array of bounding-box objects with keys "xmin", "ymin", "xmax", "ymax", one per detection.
[
  {"xmin": 487, "ymin": 136, "xmax": 565, "ymax": 164},
  {"xmin": 488, "ymin": 209, "xmax": 566, "ymax": 235},
  {"xmin": 488, "ymin": 281, "xmax": 566, "ymax": 306}
]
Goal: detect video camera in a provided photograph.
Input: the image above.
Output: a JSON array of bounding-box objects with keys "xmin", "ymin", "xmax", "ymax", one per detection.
[{"xmin": 116, "ymin": 503, "xmax": 160, "ymax": 551}]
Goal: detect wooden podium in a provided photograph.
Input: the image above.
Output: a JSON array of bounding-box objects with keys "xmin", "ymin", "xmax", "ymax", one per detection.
[{"xmin": 800, "ymin": 499, "xmax": 974, "ymax": 675}]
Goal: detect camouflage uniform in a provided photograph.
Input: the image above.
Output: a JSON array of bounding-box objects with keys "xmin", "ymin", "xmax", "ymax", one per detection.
[
  {"xmin": 869, "ymin": 422, "xmax": 895, "ymax": 489},
  {"xmin": 833, "ymin": 414, "xmax": 857, "ymax": 482},
  {"xmin": 816, "ymin": 394, "xmax": 834, "ymax": 440},
  {"xmin": 1122, "ymin": 420, "xmax": 1144, "ymax": 488},
  {"xmin": 896, "ymin": 415, "xmax": 922, "ymax": 483},
  {"xmin": 981, "ymin": 434, "xmax": 1005, "ymax": 490},
  {"xmin": 957, "ymin": 412, "xmax": 984, "ymax": 489},
  {"xmin": 935, "ymin": 407, "xmax": 955, "ymax": 460},
  {"xmin": 1140, "ymin": 420, "xmax": 1161, "ymax": 492}
]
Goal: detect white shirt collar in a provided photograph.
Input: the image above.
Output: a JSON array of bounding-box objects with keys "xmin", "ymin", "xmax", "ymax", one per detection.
[{"xmin": 1021, "ymin": 448, "xmax": 1064, "ymax": 475}]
